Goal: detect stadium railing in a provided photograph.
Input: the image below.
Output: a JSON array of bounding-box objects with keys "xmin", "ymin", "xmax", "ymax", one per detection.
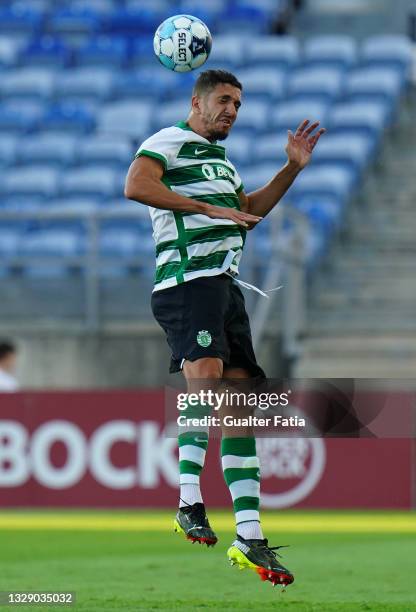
[{"xmin": 0, "ymin": 206, "xmax": 309, "ymax": 367}]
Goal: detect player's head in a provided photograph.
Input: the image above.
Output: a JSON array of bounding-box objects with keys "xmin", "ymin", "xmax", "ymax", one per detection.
[
  {"xmin": 189, "ymin": 70, "xmax": 242, "ymax": 141},
  {"xmin": 0, "ymin": 340, "xmax": 17, "ymax": 373}
]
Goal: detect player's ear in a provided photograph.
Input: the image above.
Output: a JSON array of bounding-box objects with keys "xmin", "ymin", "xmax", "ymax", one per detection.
[{"xmin": 191, "ymin": 94, "xmax": 202, "ymax": 114}]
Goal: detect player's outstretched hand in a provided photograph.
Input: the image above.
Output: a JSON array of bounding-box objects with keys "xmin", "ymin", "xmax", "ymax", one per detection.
[
  {"xmin": 203, "ymin": 204, "xmax": 262, "ymax": 229},
  {"xmin": 286, "ymin": 119, "xmax": 326, "ymax": 170}
]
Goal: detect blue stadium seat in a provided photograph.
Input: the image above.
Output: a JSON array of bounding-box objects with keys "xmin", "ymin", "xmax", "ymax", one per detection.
[
  {"xmin": 18, "ymin": 133, "xmax": 78, "ymax": 167},
  {"xmin": 103, "ymin": 8, "xmax": 161, "ymax": 35},
  {"xmin": 0, "ymin": 166, "xmax": 60, "ymax": 200},
  {"xmin": 75, "ymin": 135, "xmax": 135, "ymax": 168},
  {"xmin": 127, "ymin": 0, "xmax": 168, "ymax": 10},
  {"xmin": 292, "ymin": 196, "xmax": 345, "ymax": 233},
  {"xmin": 46, "ymin": 7, "xmax": 102, "ymax": 35},
  {"xmin": 20, "ymin": 224, "xmax": 86, "ymax": 256},
  {"xmin": 244, "ymin": 0, "xmax": 290, "ymax": 17},
  {"xmin": 98, "ymin": 100, "xmax": 152, "ymax": 139},
  {"xmin": 75, "ymin": 36, "xmax": 129, "ymax": 68},
  {"xmin": 55, "ymin": 68, "xmax": 114, "ymax": 102},
  {"xmin": 288, "ymin": 67, "xmax": 344, "ymax": 103},
  {"xmin": 153, "ymin": 99, "xmax": 191, "ymax": 132},
  {"xmin": 0, "ymin": 101, "xmax": 44, "ymax": 132},
  {"xmin": 161, "ymin": 72, "xmax": 197, "ymax": 101},
  {"xmin": 205, "ymin": 35, "xmax": 245, "ymax": 70},
  {"xmin": 1, "ymin": 68, "xmax": 55, "ymax": 99},
  {"xmin": 39, "ymin": 102, "xmax": 96, "ymax": 133},
  {"xmin": 245, "ymin": 36, "xmax": 300, "ymax": 70},
  {"xmin": 266, "ymin": 205, "xmax": 336, "ymax": 270},
  {"xmin": 235, "ymin": 67, "xmax": 286, "ymax": 100},
  {"xmin": 0, "ymin": 195, "xmax": 47, "ymax": 210},
  {"xmin": 0, "ymin": 135, "xmax": 19, "ymax": 168},
  {"xmin": 252, "ymin": 133, "xmax": 288, "ymax": 165},
  {"xmin": 289, "ymin": 165, "xmax": 357, "ymax": 204},
  {"xmin": 60, "ymin": 166, "xmax": 122, "ymax": 199},
  {"xmin": 0, "ymin": 223, "xmax": 19, "ymax": 252},
  {"xmin": 99, "ymin": 222, "xmax": 154, "ymax": 257},
  {"xmin": 361, "ymin": 35, "xmax": 413, "ymax": 76},
  {"xmin": 233, "ymin": 100, "xmax": 271, "ymax": 134},
  {"xmin": 271, "ymin": 100, "xmax": 329, "ymax": 132},
  {"xmin": 223, "ymin": 133, "xmax": 253, "ymax": 166},
  {"xmin": 216, "ymin": 5, "xmax": 268, "ymax": 34},
  {"xmin": 98, "ymin": 219, "xmax": 154, "ymax": 278},
  {"xmin": 303, "ymin": 36, "xmax": 357, "ymax": 69},
  {"xmin": 20, "ymin": 0, "xmax": 50, "ymax": 10},
  {"xmin": 0, "ymin": 36, "xmax": 23, "ymax": 68},
  {"xmin": 47, "ymin": 197, "xmax": 99, "ymax": 213},
  {"xmin": 180, "ymin": 1, "xmax": 220, "ymax": 24},
  {"xmin": 0, "ymin": 5, "xmax": 44, "ymax": 34},
  {"xmin": 344, "ymin": 68, "xmax": 403, "ymax": 110},
  {"xmin": 104, "ymin": 199, "xmax": 153, "ymax": 221},
  {"xmin": 19, "ymin": 36, "xmax": 72, "ymax": 68},
  {"xmin": 69, "ymin": 0, "xmax": 117, "ymax": 15},
  {"xmin": 239, "ymin": 163, "xmax": 280, "ymax": 193},
  {"xmin": 311, "ymin": 133, "xmax": 375, "ymax": 174},
  {"xmin": 0, "ymin": 223, "xmax": 24, "ymax": 276},
  {"xmin": 327, "ymin": 101, "xmax": 390, "ymax": 139},
  {"xmin": 113, "ymin": 71, "xmax": 170, "ymax": 102},
  {"xmin": 130, "ymin": 37, "xmax": 157, "ymax": 67},
  {"xmin": 18, "ymin": 222, "xmax": 86, "ymax": 278}
]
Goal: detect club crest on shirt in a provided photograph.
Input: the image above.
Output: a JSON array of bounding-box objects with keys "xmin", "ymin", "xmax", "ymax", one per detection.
[{"xmin": 197, "ymin": 330, "xmax": 212, "ymax": 347}]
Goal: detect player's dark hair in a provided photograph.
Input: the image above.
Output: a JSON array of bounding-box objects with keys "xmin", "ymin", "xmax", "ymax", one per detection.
[
  {"xmin": 0, "ymin": 340, "xmax": 16, "ymax": 361},
  {"xmin": 193, "ymin": 70, "xmax": 242, "ymax": 96}
]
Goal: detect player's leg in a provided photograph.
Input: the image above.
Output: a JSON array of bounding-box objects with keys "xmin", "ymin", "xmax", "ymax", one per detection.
[
  {"xmin": 220, "ymin": 281, "xmax": 295, "ymax": 588},
  {"xmin": 220, "ymin": 367, "xmax": 293, "ymax": 587},
  {"xmin": 173, "ymin": 357, "xmax": 222, "ymax": 546},
  {"xmin": 220, "ymin": 366, "xmax": 263, "ymax": 539},
  {"xmin": 151, "ymin": 276, "xmax": 228, "ymax": 543}
]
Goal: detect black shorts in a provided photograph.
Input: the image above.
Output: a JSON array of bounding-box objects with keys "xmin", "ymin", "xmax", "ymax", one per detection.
[{"xmin": 151, "ymin": 274, "xmax": 266, "ymax": 378}]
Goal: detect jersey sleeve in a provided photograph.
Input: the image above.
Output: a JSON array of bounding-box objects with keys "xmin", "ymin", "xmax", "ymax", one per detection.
[{"xmin": 135, "ymin": 129, "xmax": 179, "ymax": 171}]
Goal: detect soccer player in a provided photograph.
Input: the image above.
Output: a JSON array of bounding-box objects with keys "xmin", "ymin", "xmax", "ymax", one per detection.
[{"xmin": 125, "ymin": 70, "xmax": 325, "ymax": 588}]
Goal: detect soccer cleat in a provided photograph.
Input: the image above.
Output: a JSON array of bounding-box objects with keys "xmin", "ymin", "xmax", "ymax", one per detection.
[
  {"xmin": 174, "ymin": 502, "xmax": 218, "ymax": 547},
  {"xmin": 227, "ymin": 535, "xmax": 294, "ymax": 588}
]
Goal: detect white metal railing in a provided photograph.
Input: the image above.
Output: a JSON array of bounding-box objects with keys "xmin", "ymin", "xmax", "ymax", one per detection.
[
  {"xmin": 251, "ymin": 205, "xmax": 309, "ymax": 363},
  {"xmin": 0, "ymin": 207, "xmax": 310, "ymax": 353}
]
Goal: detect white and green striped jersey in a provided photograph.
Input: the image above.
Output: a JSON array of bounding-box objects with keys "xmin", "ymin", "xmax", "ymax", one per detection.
[{"xmin": 135, "ymin": 120, "xmax": 246, "ymax": 292}]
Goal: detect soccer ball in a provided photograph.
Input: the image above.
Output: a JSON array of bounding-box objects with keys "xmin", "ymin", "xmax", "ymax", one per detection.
[{"xmin": 154, "ymin": 14, "xmax": 212, "ymax": 72}]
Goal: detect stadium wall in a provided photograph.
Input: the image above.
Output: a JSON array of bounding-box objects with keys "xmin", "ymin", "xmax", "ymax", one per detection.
[
  {"xmin": 0, "ymin": 391, "xmax": 414, "ymax": 509},
  {"xmin": 10, "ymin": 330, "xmax": 283, "ymax": 389}
]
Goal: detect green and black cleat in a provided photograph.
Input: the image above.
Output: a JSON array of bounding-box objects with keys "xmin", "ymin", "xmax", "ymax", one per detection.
[
  {"xmin": 227, "ymin": 535, "xmax": 294, "ymax": 589},
  {"xmin": 174, "ymin": 502, "xmax": 218, "ymax": 547}
]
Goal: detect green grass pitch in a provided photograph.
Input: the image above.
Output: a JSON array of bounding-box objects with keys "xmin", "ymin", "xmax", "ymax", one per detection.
[{"xmin": 0, "ymin": 511, "xmax": 415, "ymax": 611}]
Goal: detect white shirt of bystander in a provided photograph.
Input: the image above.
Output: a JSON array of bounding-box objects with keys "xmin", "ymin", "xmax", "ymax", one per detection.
[{"xmin": 0, "ymin": 368, "xmax": 19, "ymax": 392}]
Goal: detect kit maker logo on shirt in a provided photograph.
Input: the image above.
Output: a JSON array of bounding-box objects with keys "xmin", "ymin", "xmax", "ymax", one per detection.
[{"xmin": 197, "ymin": 330, "xmax": 212, "ymax": 347}]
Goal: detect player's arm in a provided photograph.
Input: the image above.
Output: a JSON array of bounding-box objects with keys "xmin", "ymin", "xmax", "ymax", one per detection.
[
  {"xmin": 239, "ymin": 119, "xmax": 326, "ymax": 220},
  {"xmin": 125, "ymin": 156, "xmax": 262, "ymax": 229}
]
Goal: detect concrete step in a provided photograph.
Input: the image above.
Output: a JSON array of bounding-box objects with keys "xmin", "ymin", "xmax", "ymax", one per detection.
[
  {"xmin": 294, "ymin": 356, "xmax": 416, "ymax": 378},
  {"xmin": 300, "ymin": 334, "xmax": 416, "ymax": 358},
  {"xmin": 318, "ymin": 260, "xmax": 416, "ymax": 275},
  {"xmin": 312, "ymin": 298, "xmax": 416, "ymax": 312},
  {"xmin": 291, "ymin": 33, "xmax": 416, "ymax": 376},
  {"xmin": 307, "ymin": 314, "xmax": 416, "ymax": 334}
]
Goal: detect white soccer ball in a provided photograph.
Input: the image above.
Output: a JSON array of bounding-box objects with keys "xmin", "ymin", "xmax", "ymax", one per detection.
[{"xmin": 154, "ymin": 14, "xmax": 212, "ymax": 72}]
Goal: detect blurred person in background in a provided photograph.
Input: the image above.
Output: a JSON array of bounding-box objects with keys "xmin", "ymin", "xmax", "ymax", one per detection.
[{"xmin": 0, "ymin": 340, "xmax": 19, "ymax": 392}]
